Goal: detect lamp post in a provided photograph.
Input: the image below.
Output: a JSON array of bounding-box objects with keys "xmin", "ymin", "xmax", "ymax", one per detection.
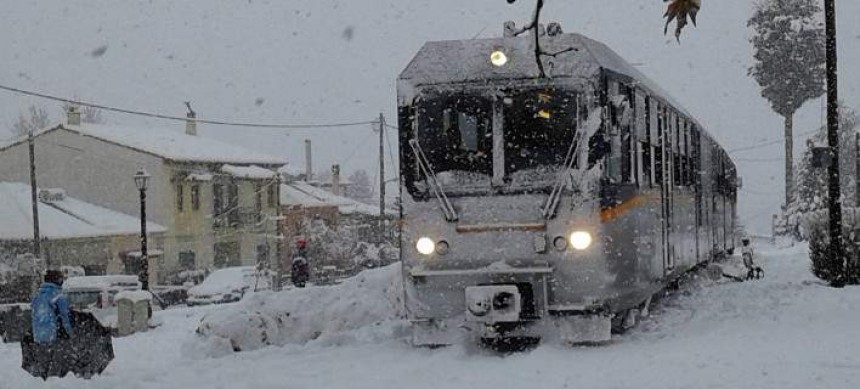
[{"xmin": 134, "ymin": 169, "xmax": 151, "ymax": 290}]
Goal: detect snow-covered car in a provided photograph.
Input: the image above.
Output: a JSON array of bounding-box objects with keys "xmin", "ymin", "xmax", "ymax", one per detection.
[
  {"xmin": 63, "ymin": 275, "xmax": 142, "ymax": 311},
  {"xmin": 186, "ymin": 266, "xmax": 272, "ymax": 306},
  {"xmin": 62, "ymin": 275, "xmax": 143, "ymax": 327}
]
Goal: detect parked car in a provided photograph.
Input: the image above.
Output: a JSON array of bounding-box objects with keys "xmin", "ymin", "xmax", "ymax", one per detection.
[
  {"xmin": 63, "ymin": 275, "xmax": 142, "ymax": 311},
  {"xmin": 62, "ymin": 275, "xmax": 142, "ymax": 327},
  {"xmin": 186, "ymin": 266, "xmax": 272, "ymax": 306}
]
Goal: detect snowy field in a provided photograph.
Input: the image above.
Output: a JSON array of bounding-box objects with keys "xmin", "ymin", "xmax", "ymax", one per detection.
[{"xmin": 2, "ymin": 240, "xmax": 860, "ymax": 389}]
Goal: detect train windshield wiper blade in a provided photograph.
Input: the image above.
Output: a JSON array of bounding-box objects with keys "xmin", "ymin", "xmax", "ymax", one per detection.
[
  {"xmin": 409, "ymin": 139, "xmax": 458, "ymax": 222},
  {"xmin": 542, "ymin": 128, "xmax": 584, "ymax": 219}
]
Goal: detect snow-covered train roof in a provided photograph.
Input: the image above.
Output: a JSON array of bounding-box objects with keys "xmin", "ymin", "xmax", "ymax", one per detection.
[{"xmin": 398, "ymin": 32, "xmax": 695, "ymax": 122}]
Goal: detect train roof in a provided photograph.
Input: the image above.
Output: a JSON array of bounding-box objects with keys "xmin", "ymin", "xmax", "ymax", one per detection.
[{"xmin": 399, "ymin": 32, "xmax": 695, "ymax": 122}]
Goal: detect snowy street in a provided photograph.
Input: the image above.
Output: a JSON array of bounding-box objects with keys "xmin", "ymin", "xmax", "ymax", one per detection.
[{"xmin": 2, "ymin": 240, "xmax": 860, "ymax": 389}]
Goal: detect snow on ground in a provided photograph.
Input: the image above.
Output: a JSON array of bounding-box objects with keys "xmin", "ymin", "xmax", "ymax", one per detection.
[{"xmin": 2, "ymin": 240, "xmax": 860, "ymax": 389}]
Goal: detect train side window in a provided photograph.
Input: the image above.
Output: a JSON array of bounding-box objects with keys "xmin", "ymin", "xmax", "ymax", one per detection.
[
  {"xmin": 642, "ymin": 144, "xmax": 652, "ymax": 187},
  {"xmin": 649, "ymin": 99, "xmax": 659, "ymax": 146},
  {"xmin": 621, "ymin": 113, "xmax": 632, "ymax": 183},
  {"xmin": 638, "ymin": 93, "xmax": 650, "ymax": 187}
]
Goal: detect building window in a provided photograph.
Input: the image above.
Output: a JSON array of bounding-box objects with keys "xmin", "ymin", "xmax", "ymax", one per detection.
[
  {"xmin": 267, "ymin": 182, "xmax": 276, "ymax": 208},
  {"xmin": 213, "ymin": 183, "xmax": 223, "ymax": 215},
  {"xmin": 214, "ymin": 242, "xmax": 240, "ymax": 268},
  {"xmin": 255, "ymin": 182, "xmax": 263, "ymax": 214},
  {"xmin": 179, "ymin": 250, "xmax": 196, "ymax": 270},
  {"xmin": 191, "ymin": 184, "xmax": 200, "ymax": 211},
  {"xmin": 176, "ymin": 183, "xmax": 184, "ymax": 212}
]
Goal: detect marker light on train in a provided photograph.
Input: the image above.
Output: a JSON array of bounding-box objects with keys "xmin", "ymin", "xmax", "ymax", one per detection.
[
  {"xmin": 416, "ymin": 237, "xmax": 435, "ymax": 255},
  {"xmin": 490, "ymin": 50, "xmax": 508, "ymax": 67},
  {"xmin": 569, "ymin": 231, "xmax": 593, "ymax": 250}
]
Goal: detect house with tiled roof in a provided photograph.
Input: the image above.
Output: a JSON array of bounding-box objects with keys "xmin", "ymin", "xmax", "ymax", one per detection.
[{"xmin": 0, "ymin": 110, "xmax": 285, "ymax": 283}]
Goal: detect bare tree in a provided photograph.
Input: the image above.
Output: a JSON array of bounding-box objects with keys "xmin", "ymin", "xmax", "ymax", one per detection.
[
  {"xmin": 61, "ymin": 100, "xmax": 105, "ymax": 124},
  {"xmin": 11, "ymin": 105, "xmax": 50, "ymax": 138},
  {"xmin": 346, "ymin": 169, "xmax": 373, "ymax": 202},
  {"xmin": 505, "ymin": 0, "xmax": 703, "ymax": 77}
]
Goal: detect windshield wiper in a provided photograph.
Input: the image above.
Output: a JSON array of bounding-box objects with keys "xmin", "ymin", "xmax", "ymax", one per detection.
[
  {"xmin": 542, "ymin": 129, "xmax": 584, "ymax": 219},
  {"xmin": 409, "ymin": 139, "xmax": 458, "ymax": 222}
]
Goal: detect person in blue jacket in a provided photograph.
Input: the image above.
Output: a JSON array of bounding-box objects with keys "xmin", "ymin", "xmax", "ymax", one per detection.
[{"xmin": 31, "ymin": 270, "xmax": 73, "ymax": 343}]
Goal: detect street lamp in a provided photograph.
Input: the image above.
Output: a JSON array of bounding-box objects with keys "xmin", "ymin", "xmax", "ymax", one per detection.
[{"xmin": 133, "ymin": 169, "xmax": 151, "ymax": 290}]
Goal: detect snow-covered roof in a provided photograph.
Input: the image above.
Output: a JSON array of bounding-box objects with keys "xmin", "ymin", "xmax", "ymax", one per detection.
[
  {"xmin": 221, "ymin": 164, "xmax": 278, "ymax": 179},
  {"xmin": 186, "ymin": 173, "xmax": 214, "ymax": 182},
  {"xmin": 64, "ymin": 275, "xmax": 141, "ymax": 290},
  {"xmin": 4, "ymin": 123, "xmax": 287, "ymax": 165},
  {"xmin": 114, "ymin": 290, "xmax": 153, "ymax": 302},
  {"xmin": 278, "ymin": 163, "xmax": 306, "ymax": 177},
  {"xmin": 399, "ymin": 32, "xmax": 694, "ymax": 120},
  {"xmin": 280, "ymin": 182, "xmax": 395, "ymax": 216},
  {"xmin": 0, "ymin": 182, "xmax": 166, "ymax": 240}
]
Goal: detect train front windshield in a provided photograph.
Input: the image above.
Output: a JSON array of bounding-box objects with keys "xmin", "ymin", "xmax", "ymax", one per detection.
[{"xmin": 412, "ymin": 89, "xmax": 580, "ymax": 195}]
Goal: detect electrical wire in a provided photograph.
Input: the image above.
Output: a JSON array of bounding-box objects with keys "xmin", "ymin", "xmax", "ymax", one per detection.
[
  {"xmin": 729, "ymin": 128, "xmax": 819, "ymax": 153},
  {"xmin": 383, "ymin": 122, "xmax": 398, "ymax": 178},
  {"xmin": 0, "ymin": 83, "xmax": 375, "ymax": 129}
]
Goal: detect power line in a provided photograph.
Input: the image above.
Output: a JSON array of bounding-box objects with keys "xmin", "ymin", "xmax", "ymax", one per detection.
[
  {"xmin": 0, "ymin": 83, "xmax": 375, "ymax": 129},
  {"xmin": 383, "ymin": 123, "xmax": 398, "ymax": 177},
  {"xmin": 728, "ymin": 128, "xmax": 819, "ymax": 153}
]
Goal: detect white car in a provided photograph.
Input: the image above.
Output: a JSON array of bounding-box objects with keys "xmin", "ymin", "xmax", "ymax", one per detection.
[
  {"xmin": 186, "ymin": 266, "xmax": 272, "ymax": 306},
  {"xmin": 63, "ymin": 275, "xmax": 142, "ymax": 311}
]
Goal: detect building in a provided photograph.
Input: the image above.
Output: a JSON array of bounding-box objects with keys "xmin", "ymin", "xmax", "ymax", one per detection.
[
  {"xmin": 280, "ymin": 180, "xmax": 395, "ymax": 245},
  {"xmin": 0, "ymin": 111, "xmax": 286, "ymax": 283},
  {"xmin": 0, "ymin": 182, "xmax": 167, "ymax": 277}
]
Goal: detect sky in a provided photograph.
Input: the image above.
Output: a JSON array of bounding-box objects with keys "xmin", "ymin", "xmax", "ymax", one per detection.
[{"xmin": 1, "ymin": 0, "xmax": 859, "ymax": 234}]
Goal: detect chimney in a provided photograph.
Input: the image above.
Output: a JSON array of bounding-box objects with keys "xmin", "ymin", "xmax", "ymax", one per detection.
[
  {"xmin": 66, "ymin": 106, "xmax": 81, "ymax": 126},
  {"xmin": 185, "ymin": 113, "xmax": 197, "ymax": 136},
  {"xmin": 304, "ymin": 139, "xmax": 313, "ymax": 181},
  {"xmin": 331, "ymin": 164, "xmax": 341, "ymax": 195},
  {"xmin": 503, "ymin": 21, "xmax": 516, "ymax": 38},
  {"xmin": 184, "ymin": 101, "xmax": 197, "ymax": 136}
]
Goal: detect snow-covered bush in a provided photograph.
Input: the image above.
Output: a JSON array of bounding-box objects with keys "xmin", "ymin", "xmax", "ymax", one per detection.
[
  {"xmin": 188, "ymin": 263, "xmax": 406, "ymax": 357},
  {"xmin": 807, "ymin": 222, "xmax": 860, "ymax": 285},
  {"xmin": 780, "ymin": 106, "xmax": 858, "ymax": 239},
  {"xmin": 300, "ymin": 218, "xmax": 397, "ymax": 272}
]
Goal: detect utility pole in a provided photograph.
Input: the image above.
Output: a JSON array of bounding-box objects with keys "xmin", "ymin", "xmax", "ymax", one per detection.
[
  {"xmin": 824, "ymin": 0, "xmax": 844, "ymax": 286},
  {"xmin": 855, "ymin": 133, "xmax": 860, "ymax": 207},
  {"xmin": 275, "ymin": 174, "xmax": 284, "ymax": 291},
  {"xmin": 27, "ymin": 130, "xmax": 42, "ymax": 263},
  {"xmin": 378, "ymin": 113, "xmax": 386, "ymax": 239}
]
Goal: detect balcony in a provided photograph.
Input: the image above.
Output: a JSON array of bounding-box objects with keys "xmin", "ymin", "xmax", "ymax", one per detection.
[{"xmin": 212, "ymin": 207, "xmax": 266, "ymax": 231}]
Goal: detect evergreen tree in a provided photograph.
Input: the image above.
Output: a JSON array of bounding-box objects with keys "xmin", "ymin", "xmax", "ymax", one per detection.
[{"xmin": 748, "ymin": 0, "xmax": 826, "ymax": 209}]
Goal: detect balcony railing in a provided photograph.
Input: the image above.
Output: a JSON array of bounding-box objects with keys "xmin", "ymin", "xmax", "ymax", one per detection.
[{"xmin": 213, "ymin": 207, "xmax": 266, "ymax": 230}]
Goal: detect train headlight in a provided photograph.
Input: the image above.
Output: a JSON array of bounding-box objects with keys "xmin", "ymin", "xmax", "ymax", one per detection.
[
  {"xmin": 490, "ymin": 50, "xmax": 508, "ymax": 67},
  {"xmin": 569, "ymin": 231, "xmax": 592, "ymax": 250},
  {"xmin": 416, "ymin": 237, "xmax": 435, "ymax": 255}
]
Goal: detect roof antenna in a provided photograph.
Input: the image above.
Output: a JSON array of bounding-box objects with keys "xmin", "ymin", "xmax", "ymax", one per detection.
[{"xmin": 184, "ymin": 101, "xmax": 196, "ymax": 119}]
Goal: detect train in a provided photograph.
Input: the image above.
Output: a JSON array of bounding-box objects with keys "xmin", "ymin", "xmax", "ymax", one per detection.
[{"xmin": 396, "ymin": 23, "xmax": 739, "ymax": 345}]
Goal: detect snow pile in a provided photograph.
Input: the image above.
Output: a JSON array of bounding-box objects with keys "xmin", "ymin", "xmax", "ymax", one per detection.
[
  {"xmin": 114, "ymin": 290, "xmax": 153, "ymax": 303},
  {"xmin": 188, "ymin": 263, "xmax": 406, "ymax": 357}
]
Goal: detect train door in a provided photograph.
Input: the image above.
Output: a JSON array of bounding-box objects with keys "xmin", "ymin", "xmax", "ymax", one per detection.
[{"xmin": 660, "ymin": 106, "xmax": 675, "ymax": 274}]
